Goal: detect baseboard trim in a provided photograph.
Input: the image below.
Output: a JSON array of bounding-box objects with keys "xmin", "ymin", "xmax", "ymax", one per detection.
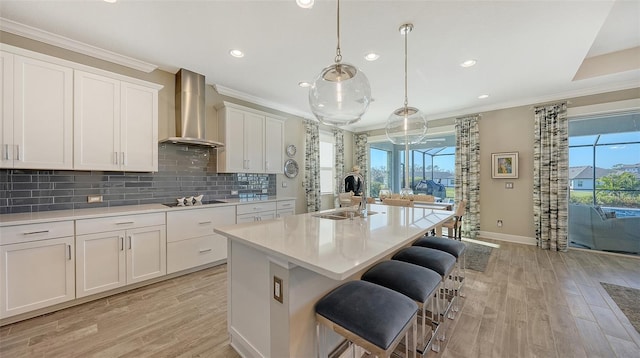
[{"xmin": 478, "ymin": 231, "xmax": 537, "ymax": 246}]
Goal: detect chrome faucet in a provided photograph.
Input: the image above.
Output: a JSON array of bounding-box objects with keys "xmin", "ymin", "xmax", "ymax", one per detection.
[{"xmin": 342, "ymin": 171, "xmax": 367, "ymax": 218}]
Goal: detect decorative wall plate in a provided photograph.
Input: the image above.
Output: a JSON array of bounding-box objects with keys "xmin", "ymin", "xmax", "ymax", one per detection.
[
  {"xmin": 286, "ymin": 144, "xmax": 297, "ymax": 157},
  {"xmin": 284, "ymin": 159, "xmax": 299, "ymax": 178}
]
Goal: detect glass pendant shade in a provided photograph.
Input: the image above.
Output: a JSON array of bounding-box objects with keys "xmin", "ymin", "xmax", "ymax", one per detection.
[
  {"xmin": 309, "ymin": 63, "xmax": 371, "ymax": 126},
  {"xmin": 385, "ymin": 106, "xmax": 427, "ymax": 145}
]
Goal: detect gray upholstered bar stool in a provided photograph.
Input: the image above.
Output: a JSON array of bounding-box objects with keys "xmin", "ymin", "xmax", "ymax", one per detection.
[
  {"xmin": 315, "ymin": 280, "xmax": 418, "ymax": 358},
  {"xmin": 412, "ymin": 236, "xmax": 467, "ymax": 314},
  {"xmin": 361, "ymin": 260, "xmax": 443, "ymax": 354},
  {"xmin": 392, "ymin": 246, "xmax": 457, "ymax": 336}
]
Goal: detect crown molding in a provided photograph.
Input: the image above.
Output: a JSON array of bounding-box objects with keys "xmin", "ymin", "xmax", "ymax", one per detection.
[
  {"xmin": 0, "ymin": 17, "xmax": 157, "ymax": 73},
  {"xmin": 215, "ymin": 84, "xmax": 312, "ymax": 120}
]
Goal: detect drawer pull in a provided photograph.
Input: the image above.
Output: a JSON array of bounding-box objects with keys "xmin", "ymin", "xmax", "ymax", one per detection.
[
  {"xmin": 116, "ymin": 221, "xmax": 134, "ymax": 225},
  {"xmin": 199, "ymin": 248, "xmax": 212, "ymax": 253},
  {"xmin": 198, "ymin": 221, "xmax": 212, "ymax": 225},
  {"xmin": 281, "ymin": 203, "xmax": 291, "ymax": 207},
  {"xmin": 23, "ymin": 230, "xmax": 50, "ymax": 235}
]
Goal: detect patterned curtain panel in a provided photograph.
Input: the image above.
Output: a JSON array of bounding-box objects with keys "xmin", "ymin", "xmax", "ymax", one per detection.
[
  {"xmin": 354, "ymin": 134, "xmax": 369, "ymax": 192},
  {"xmin": 454, "ymin": 115, "xmax": 481, "ymax": 239},
  {"xmin": 333, "ymin": 129, "xmax": 345, "ymax": 208},
  {"xmin": 304, "ymin": 119, "xmax": 321, "ymax": 212},
  {"xmin": 533, "ymin": 103, "xmax": 569, "ymax": 251}
]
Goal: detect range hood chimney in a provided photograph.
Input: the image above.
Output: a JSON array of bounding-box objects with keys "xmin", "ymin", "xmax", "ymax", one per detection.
[{"xmin": 160, "ymin": 68, "xmax": 224, "ymax": 148}]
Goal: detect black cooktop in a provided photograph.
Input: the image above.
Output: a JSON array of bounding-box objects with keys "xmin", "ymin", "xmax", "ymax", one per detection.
[{"xmin": 163, "ymin": 199, "xmax": 227, "ymax": 208}]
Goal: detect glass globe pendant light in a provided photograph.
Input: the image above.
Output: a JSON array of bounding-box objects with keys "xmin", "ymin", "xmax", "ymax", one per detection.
[
  {"xmin": 309, "ymin": 0, "xmax": 371, "ymax": 126},
  {"xmin": 385, "ymin": 23, "xmax": 427, "ymax": 198}
]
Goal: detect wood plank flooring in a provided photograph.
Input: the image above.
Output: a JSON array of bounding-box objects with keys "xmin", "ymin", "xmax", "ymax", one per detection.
[{"xmin": 1, "ymin": 239, "xmax": 639, "ymax": 358}]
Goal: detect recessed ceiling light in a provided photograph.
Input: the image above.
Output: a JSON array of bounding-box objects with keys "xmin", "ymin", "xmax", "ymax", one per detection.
[
  {"xmin": 229, "ymin": 49, "xmax": 244, "ymax": 58},
  {"xmin": 478, "ymin": 94, "xmax": 489, "ymax": 99},
  {"xmin": 104, "ymin": 0, "xmax": 117, "ymax": 3},
  {"xmin": 296, "ymin": 0, "xmax": 314, "ymax": 9},
  {"xmin": 460, "ymin": 59, "xmax": 477, "ymax": 68},
  {"xmin": 298, "ymin": 81, "xmax": 311, "ymax": 88},
  {"xmin": 364, "ymin": 53, "xmax": 380, "ymax": 61}
]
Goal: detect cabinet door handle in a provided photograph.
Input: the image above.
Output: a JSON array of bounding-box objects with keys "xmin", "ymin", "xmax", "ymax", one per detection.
[
  {"xmin": 198, "ymin": 221, "xmax": 212, "ymax": 225},
  {"xmin": 128, "ymin": 236, "xmax": 132, "ymax": 250},
  {"xmin": 114, "ymin": 152, "xmax": 118, "ymax": 165},
  {"xmin": 15, "ymin": 145, "xmax": 20, "ymax": 161},
  {"xmin": 265, "ymin": 161, "xmax": 269, "ymax": 170},
  {"xmin": 67, "ymin": 244, "xmax": 72, "ymax": 260},
  {"xmin": 120, "ymin": 236, "xmax": 124, "ymax": 251},
  {"xmin": 3, "ymin": 144, "xmax": 8, "ymax": 160},
  {"xmin": 23, "ymin": 230, "xmax": 49, "ymax": 235},
  {"xmin": 198, "ymin": 248, "xmax": 212, "ymax": 254},
  {"xmin": 116, "ymin": 221, "xmax": 134, "ymax": 225},
  {"xmin": 121, "ymin": 152, "xmax": 125, "ymax": 166}
]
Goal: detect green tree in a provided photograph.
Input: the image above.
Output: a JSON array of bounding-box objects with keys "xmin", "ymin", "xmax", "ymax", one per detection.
[{"xmin": 597, "ymin": 172, "xmax": 640, "ymax": 198}]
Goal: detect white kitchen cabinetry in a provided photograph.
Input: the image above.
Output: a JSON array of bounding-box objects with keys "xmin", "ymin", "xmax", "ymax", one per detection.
[
  {"xmin": 276, "ymin": 200, "xmax": 296, "ymax": 218},
  {"xmin": 217, "ymin": 102, "xmax": 284, "ymax": 174},
  {"xmin": 75, "ymin": 213, "xmax": 166, "ymax": 298},
  {"xmin": 74, "ymin": 70, "xmax": 159, "ymax": 172},
  {"xmin": 0, "ymin": 51, "xmax": 73, "ymax": 170},
  {"xmin": 0, "ymin": 221, "xmax": 75, "ymax": 319},
  {"xmin": 166, "ymin": 205, "xmax": 235, "ymax": 274},
  {"xmin": 264, "ymin": 116, "xmax": 284, "ymax": 174},
  {"xmin": 236, "ymin": 201, "xmax": 277, "ymax": 223}
]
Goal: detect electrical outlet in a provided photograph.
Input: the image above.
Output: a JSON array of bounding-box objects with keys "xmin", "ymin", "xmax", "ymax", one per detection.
[
  {"xmin": 497, "ymin": 220, "xmax": 503, "ymax": 227},
  {"xmin": 505, "ymin": 182, "xmax": 514, "ymax": 189},
  {"xmin": 87, "ymin": 195, "xmax": 103, "ymax": 203},
  {"xmin": 282, "ymin": 181, "xmax": 288, "ymax": 188},
  {"xmin": 273, "ymin": 276, "xmax": 283, "ymax": 303},
  {"xmin": 231, "ymin": 190, "xmax": 238, "ymax": 195}
]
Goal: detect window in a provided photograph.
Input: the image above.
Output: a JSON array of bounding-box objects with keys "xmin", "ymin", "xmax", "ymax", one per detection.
[
  {"xmin": 319, "ymin": 131, "xmax": 335, "ymax": 194},
  {"xmin": 368, "ymin": 134, "xmax": 456, "ymax": 200}
]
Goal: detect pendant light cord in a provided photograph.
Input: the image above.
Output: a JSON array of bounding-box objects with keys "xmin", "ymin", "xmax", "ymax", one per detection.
[
  {"xmin": 404, "ymin": 25, "xmax": 408, "ymax": 109},
  {"xmin": 335, "ymin": 0, "xmax": 342, "ymax": 64}
]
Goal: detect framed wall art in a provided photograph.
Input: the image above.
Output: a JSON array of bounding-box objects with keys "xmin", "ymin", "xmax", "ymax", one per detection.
[{"xmin": 492, "ymin": 152, "xmax": 519, "ymax": 179}]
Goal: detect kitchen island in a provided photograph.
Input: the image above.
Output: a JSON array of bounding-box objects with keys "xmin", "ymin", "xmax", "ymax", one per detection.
[{"xmin": 214, "ymin": 203, "xmax": 454, "ymax": 358}]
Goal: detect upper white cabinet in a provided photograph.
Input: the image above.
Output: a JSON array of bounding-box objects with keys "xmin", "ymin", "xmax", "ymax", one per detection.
[
  {"xmin": 217, "ymin": 102, "xmax": 284, "ymax": 174},
  {"xmin": 74, "ymin": 71, "xmax": 159, "ymax": 172},
  {"xmin": 1, "ymin": 51, "xmax": 73, "ymax": 170},
  {"xmin": 0, "ymin": 44, "xmax": 162, "ymax": 172}
]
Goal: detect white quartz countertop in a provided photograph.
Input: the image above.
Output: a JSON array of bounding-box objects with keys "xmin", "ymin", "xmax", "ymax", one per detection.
[
  {"xmin": 0, "ymin": 196, "xmax": 296, "ymax": 226},
  {"xmin": 215, "ymin": 204, "xmax": 454, "ymax": 280}
]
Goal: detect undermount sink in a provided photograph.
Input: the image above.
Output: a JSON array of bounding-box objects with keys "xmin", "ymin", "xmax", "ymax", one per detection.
[{"xmin": 313, "ymin": 210, "xmax": 378, "ymax": 220}]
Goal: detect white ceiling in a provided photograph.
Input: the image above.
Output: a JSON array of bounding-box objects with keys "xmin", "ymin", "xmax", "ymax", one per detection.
[{"xmin": 1, "ymin": 0, "xmax": 639, "ymax": 132}]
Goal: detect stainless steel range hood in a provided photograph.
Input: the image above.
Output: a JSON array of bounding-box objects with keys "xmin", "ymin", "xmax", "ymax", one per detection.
[{"xmin": 160, "ymin": 68, "xmax": 224, "ymax": 148}]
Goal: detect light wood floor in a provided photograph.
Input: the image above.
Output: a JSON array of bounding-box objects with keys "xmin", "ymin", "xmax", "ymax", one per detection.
[{"xmin": 1, "ymin": 239, "xmax": 639, "ymax": 358}]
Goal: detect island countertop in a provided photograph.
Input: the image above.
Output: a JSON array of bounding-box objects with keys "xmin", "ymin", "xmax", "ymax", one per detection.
[{"xmin": 215, "ymin": 203, "xmax": 454, "ymax": 280}]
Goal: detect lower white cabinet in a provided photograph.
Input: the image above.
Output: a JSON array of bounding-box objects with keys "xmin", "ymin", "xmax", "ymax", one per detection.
[
  {"xmin": 0, "ymin": 221, "xmax": 75, "ymax": 319},
  {"xmin": 75, "ymin": 213, "xmax": 166, "ymax": 298},
  {"xmin": 236, "ymin": 201, "xmax": 277, "ymax": 223},
  {"xmin": 276, "ymin": 200, "xmax": 295, "ymax": 218},
  {"xmin": 166, "ymin": 206, "xmax": 235, "ymax": 274}
]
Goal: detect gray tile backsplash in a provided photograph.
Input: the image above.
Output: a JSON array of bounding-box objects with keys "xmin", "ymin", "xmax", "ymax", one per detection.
[{"xmin": 0, "ymin": 143, "xmax": 276, "ymax": 214}]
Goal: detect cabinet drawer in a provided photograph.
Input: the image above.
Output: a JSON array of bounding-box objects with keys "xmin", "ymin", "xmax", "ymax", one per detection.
[
  {"xmin": 277, "ymin": 200, "xmax": 295, "ymax": 210},
  {"xmin": 166, "ymin": 206, "xmax": 236, "ymax": 243},
  {"xmin": 76, "ymin": 213, "xmax": 165, "ymax": 235},
  {"xmin": 167, "ymin": 235, "xmax": 227, "ymax": 274},
  {"xmin": 0, "ymin": 221, "xmax": 74, "ymax": 245},
  {"xmin": 236, "ymin": 201, "xmax": 276, "ymax": 215}
]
